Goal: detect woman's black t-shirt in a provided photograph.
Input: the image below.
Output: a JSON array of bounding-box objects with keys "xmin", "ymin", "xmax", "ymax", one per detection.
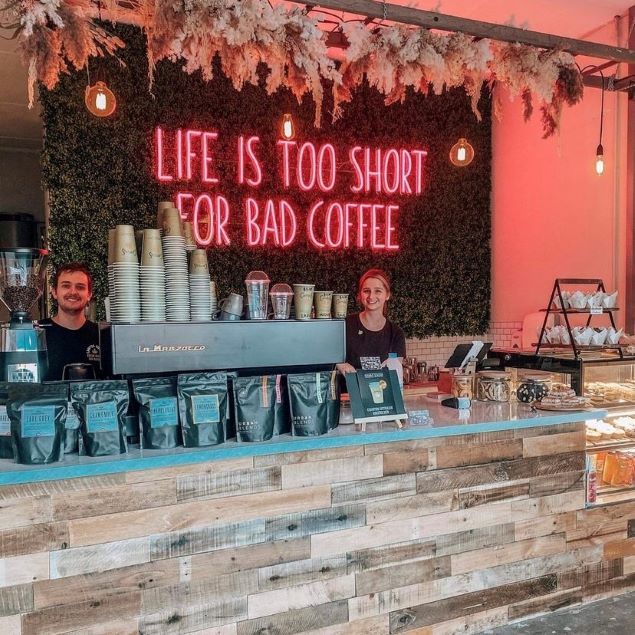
[{"xmin": 345, "ymin": 313, "xmax": 407, "ymax": 369}]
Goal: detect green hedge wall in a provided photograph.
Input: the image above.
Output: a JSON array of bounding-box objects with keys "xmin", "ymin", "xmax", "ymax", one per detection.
[{"xmin": 40, "ymin": 25, "xmax": 491, "ymax": 338}]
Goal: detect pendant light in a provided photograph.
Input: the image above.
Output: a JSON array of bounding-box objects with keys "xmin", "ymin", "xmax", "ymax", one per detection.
[
  {"xmin": 281, "ymin": 113, "xmax": 295, "ymax": 140},
  {"xmin": 84, "ymin": 2, "xmax": 116, "ymax": 118},
  {"xmin": 595, "ymin": 71, "xmax": 605, "ymax": 176},
  {"xmin": 449, "ymin": 138, "xmax": 474, "ymax": 167}
]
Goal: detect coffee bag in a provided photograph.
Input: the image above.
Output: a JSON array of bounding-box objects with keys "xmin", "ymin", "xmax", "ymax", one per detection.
[
  {"xmin": 71, "ymin": 380, "xmax": 128, "ymax": 457},
  {"xmin": 0, "ymin": 383, "xmax": 12, "ymax": 459},
  {"xmin": 272, "ymin": 374, "xmax": 291, "ymax": 436},
  {"xmin": 178, "ymin": 372, "xmax": 228, "ymax": 447},
  {"xmin": 326, "ymin": 370, "xmax": 341, "ymax": 430},
  {"xmin": 287, "ymin": 372, "xmax": 330, "ymax": 436},
  {"xmin": 233, "ymin": 376, "xmax": 276, "ymax": 442},
  {"xmin": 133, "ymin": 377, "xmax": 182, "ymax": 449},
  {"xmin": 7, "ymin": 383, "xmax": 67, "ymax": 464}
]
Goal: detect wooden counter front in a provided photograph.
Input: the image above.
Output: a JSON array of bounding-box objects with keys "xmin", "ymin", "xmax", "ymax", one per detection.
[{"xmin": 0, "ymin": 421, "xmax": 633, "ymax": 634}]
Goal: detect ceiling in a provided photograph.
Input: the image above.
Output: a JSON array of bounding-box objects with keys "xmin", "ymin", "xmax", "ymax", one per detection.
[{"xmin": 0, "ymin": 0, "xmax": 632, "ymax": 151}]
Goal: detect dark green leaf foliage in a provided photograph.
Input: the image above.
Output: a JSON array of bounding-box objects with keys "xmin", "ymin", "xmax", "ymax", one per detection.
[{"xmin": 40, "ymin": 25, "xmax": 491, "ymax": 338}]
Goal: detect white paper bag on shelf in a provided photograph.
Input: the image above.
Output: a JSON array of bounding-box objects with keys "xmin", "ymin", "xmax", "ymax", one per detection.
[
  {"xmin": 569, "ymin": 291, "xmax": 588, "ymax": 309},
  {"xmin": 546, "ymin": 327, "xmax": 561, "ymax": 344},
  {"xmin": 591, "ymin": 328, "xmax": 608, "ymax": 346},
  {"xmin": 607, "ymin": 327, "xmax": 624, "ymax": 344},
  {"xmin": 559, "ymin": 326, "xmax": 571, "ymax": 344},
  {"xmin": 603, "ymin": 291, "xmax": 618, "ymax": 308},
  {"xmin": 587, "ymin": 291, "xmax": 606, "ymax": 309},
  {"xmin": 554, "ymin": 291, "xmax": 570, "ymax": 309}
]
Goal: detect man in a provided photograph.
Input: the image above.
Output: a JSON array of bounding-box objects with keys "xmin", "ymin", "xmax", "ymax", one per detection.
[{"xmin": 40, "ymin": 262, "xmax": 101, "ymax": 381}]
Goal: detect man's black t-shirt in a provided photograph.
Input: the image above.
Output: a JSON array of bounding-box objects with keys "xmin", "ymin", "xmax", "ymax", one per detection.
[
  {"xmin": 345, "ymin": 313, "xmax": 406, "ymax": 370},
  {"xmin": 39, "ymin": 318, "xmax": 101, "ymax": 382}
]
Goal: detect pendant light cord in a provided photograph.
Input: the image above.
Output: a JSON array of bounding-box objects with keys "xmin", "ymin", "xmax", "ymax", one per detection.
[{"xmin": 598, "ymin": 68, "xmax": 605, "ymax": 147}]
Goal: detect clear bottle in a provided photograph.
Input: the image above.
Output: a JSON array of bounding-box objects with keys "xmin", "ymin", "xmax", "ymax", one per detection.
[{"xmin": 385, "ymin": 352, "xmax": 404, "ymax": 392}]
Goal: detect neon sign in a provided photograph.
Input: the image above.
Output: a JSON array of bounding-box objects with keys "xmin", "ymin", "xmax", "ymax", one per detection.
[{"xmin": 153, "ymin": 127, "xmax": 428, "ymax": 250}]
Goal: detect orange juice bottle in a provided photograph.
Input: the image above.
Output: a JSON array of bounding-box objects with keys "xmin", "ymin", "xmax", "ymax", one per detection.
[{"xmin": 602, "ymin": 452, "xmax": 618, "ymax": 484}]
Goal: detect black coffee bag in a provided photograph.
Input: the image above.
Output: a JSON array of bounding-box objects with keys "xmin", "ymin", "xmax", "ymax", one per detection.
[
  {"xmin": 177, "ymin": 372, "xmax": 228, "ymax": 447},
  {"xmin": 272, "ymin": 374, "xmax": 291, "ymax": 436},
  {"xmin": 7, "ymin": 383, "xmax": 67, "ymax": 464},
  {"xmin": 234, "ymin": 376, "xmax": 276, "ymax": 442},
  {"xmin": 0, "ymin": 383, "xmax": 12, "ymax": 459},
  {"xmin": 226, "ymin": 371, "xmax": 238, "ymax": 440},
  {"xmin": 326, "ymin": 370, "xmax": 341, "ymax": 431},
  {"xmin": 287, "ymin": 372, "xmax": 330, "ymax": 437},
  {"xmin": 133, "ymin": 377, "xmax": 182, "ymax": 450},
  {"xmin": 71, "ymin": 380, "xmax": 128, "ymax": 457}
]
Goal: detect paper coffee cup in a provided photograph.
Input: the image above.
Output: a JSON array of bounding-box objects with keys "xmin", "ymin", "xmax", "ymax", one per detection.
[
  {"xmin": 141, "ymin": 229, "xmax": 163, "ymax": 267},
  {"xmin": 314, "ymin": 291, "xmax": 333, "ymax": 319},
  {"xmin": 162, "ymin": 207, "xmax": 183, "ymax": 237},
  {"xmin": 107, "ymin": 228, "xmax": 116, "ymax": 266},
  {"xmin": 332, "ymin": 293, "xmax": 349, "ymax": 319},
  {"xmin": 189, "ymin": 249, "xmax": 209, "ymax": 275},
  {"xmin": 293, "ymin": 284, "xmax": 315, "ymax": 320},
  {"xmin": 157, "ymin": 201, "xmax": 175, "ymax": 230},
  {"xmin": 114, "ymin": 225, "xmax": 138, "ymax": 263}
]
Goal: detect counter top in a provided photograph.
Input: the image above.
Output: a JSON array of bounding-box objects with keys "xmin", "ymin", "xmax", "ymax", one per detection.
[{"xmin": 0, "ymin": 398, "xmax": 605, "ymax": 485}]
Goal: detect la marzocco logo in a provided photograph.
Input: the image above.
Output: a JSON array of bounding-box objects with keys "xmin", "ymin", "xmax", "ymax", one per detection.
[{"xmin": 137, "ymin": 344, "xmax": 207, "ymax": 353}]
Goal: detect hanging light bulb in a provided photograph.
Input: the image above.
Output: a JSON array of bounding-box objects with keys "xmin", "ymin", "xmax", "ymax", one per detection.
[
  {"xmin": 595, "ymin": 144, "xmax": 605, "ymax": 176},
  {"xmin": 281, "ymin": 113, "xmax": 295, "ymax": 140},
  {"xmin": 449, "ymin": 138, "xmax": 474, "ymax": 166},
  {"xmin": 85, "ymin": 81, "xmax": 116, "ymax": 118}
]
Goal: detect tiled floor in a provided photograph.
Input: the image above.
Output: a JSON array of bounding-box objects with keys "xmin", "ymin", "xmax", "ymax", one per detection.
[{"xmin": 483, "ymin": 591, "xmax": 635, "ymax": 634}]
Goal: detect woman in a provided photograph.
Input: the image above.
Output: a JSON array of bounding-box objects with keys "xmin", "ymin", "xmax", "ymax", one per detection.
[{"xmin": 337, "ymin": 268, "xmax": 406, "ymax": 374}]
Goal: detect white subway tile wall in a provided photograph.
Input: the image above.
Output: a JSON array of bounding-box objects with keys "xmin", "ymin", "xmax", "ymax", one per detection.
[{"xmin": 405, "ymin": 321, "xmax": 523, "ymax": 368}]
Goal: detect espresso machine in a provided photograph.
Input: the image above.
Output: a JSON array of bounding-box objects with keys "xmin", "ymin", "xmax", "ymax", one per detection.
[{"xmin": 0, "ymin": 248, "xmax": 49, "ymax": 382}]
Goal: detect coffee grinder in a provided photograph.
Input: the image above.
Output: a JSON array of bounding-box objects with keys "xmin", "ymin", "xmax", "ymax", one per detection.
[{"xmin": 0, "ymin": 248, "xmax": 49, "ymax": 382}]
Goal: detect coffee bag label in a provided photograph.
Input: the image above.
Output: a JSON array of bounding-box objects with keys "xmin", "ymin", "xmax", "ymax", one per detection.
[
  {"xmin": 86, "ymin": 401, "xmax": 119, "ymax": 433},
  {"xmin": 191, "ymin": 395, "xmax": 220, "ymax": 425},
  {"xmin": 0, "ymin": 405, "xmax": 10, "ymax": 436},
  {"xmin": 21, "ymin": 405, "xmax": 56, "ymax": 438},
  {"xmin": 66, "ymin": 402, "xmax": 80, "ymax": 430},
  {"xmin": 149, "ymin": 397, "xmax": 178, "ymax": 428}
]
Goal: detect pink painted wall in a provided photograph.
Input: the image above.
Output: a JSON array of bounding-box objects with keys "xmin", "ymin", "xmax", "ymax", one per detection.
[{"xmin": 491, "ymin": 22, "xmax": 630, "ymax": 330}]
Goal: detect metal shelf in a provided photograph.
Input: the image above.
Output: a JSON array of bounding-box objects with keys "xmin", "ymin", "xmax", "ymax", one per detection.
[{"xmin": 586, "ymin": 439, "xmax": 635, "ymax": 452}]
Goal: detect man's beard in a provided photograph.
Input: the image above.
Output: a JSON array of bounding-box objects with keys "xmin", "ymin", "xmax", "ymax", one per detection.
[{"xmin": 60, "ymin": 298, "xmax": 87, "ymax": 315}]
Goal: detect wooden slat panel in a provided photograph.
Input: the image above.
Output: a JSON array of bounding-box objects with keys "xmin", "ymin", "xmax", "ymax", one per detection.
[
  {"xmin": 236, "ymin": 599, "xmax": 349, "ymax": 635},
  {"xmin": 451, "ymin": 534, "xmax": 567, "ymax": 575},
  {"xmin": 508, "ymin": 587, "xmax": 583, "ymax": 620},
  {"xmin": 254, "ymin": 446, "xmax": 364, "ymax": 467},
  {"xmin": 51, "ymin": 481, "xmax": 176, "ymax": 521},
  {"xmin": 559, "ymin": 558, "xmax": 624, "ymax": 590},
  {"xmin": 302, "ymin": 614, "xmax": 389, "ymax": 635},
  {"xmin": 436, "ymin": 523, "xmax": 515, "ymax": 556},
  {"xmin": 150, "ymin": 519, "xmax": 265, "ymax": 561},
  {"xmin": 0, "ymin": 522, "xmax": 69, "ymax": 558},
  {"xmin": 0, "ymin": 497, "xmax": 52, "ymax": 531},
  {"xmin": 356, "ymin": 555, "xmax": 451, "ymax": 595},
  {"xmin": 366, "ymin": 491, "xmax": 457, "ymax": 525},
  {"xmin": 443, "ymin": 430, "xmax": 517, "ymax": 445},
  {"xmin": 258, "ymin": 555, "xmax": 348, "ymax": 591},
  {"xmin": 388, "ymin": 574, "xmax": 558, "ymax": 632},
  {"xmin": 265, "ymin": 504, "xmax": 366, "ymax": 543},
  {"xmin": 522, "ymin": 431, "xmax": 585, "ymax": 457},
  {"xmin": 568, "ymin": 501, "xmax": 635, "ymax": 541},
  {"xmin": 347, "ymin": 538, "xmax": 437, "ymax": 572},
  {"xmin": 69, "ymin": 485, "xmax": 332, "ymax": 546},
  {"xmin": 416, "ymin": 452, "xmax": 585, "ymax": 493},
  {"xmin": 529, "ymin": 471, "xmax": 585, "ymax": 498},
  {"xmin": 247, "ymin": 575, "xmax": 355, "ymax": 619},
  {"xmin": 331, "ymin": 474, "xmax": 416, "ymax": 505},
  {"xmin": 60, "ymin": 617, "xmax": 139, "ymax": 635},
  {"xmin": 513, "ymin": 423, "xmax": 581, "ymax": 438},
  {"xmin": 364, "ymin": 439, "xmax": 440, "ymax": 456},
  {"xmin": 281, "ymin": 456, "xmax": 382, "ymax": 489},
  {"xmin": 582, "ymin": 572, "xmax": 635, "ymax": 601},
  {"xmin": 0, "ymin": 583, "xmax": 33, "ymax": 617},
  {"xmin": 176, "ymin": 467, "xmax": 281, "ymax": 502},
  {"xmin": 624, "ymin": 555, "xmax": 635, "ymax": 575},
  {"xmin": 436, "ymin": 440, "xmax": 523, "ymax": 469},
  {"xmin": 514, "ymin": 512, "xmax": 577, "ymax": 541},
  {"xmin": 511, "ymin": 491, "xmax": 586, "ymax": 516},
  {"xmin": 50, "ymin": 537, "xmax": 150, "ymax": 579},
  {"xmin": 419, "ymin": 606, "xmax": 510, "ymax": 635},
  {"xmin": 382, "ymin": 449, "xmax": 429, "ymax": 476},
  {"xmin": 21, "ymin": 590, "xmax": 141, "ymax": 635},
  {"xmin": 185, "ymin": 626, "xmax": 236, "ymax": 635},
  {"xmin": 34, "ymin": 559, "xmax": 180, "ymax": 610},
  {"xmin": 124, "ymin": 457, "xmax": 254, "ymax": 483},
  {"xmin": 190, "ymin": 538, "xmax": 311, "ymax": 581},
  {"xmin": 456, "ymin": 483, "xmax": 529, "ymax": 509},
  {"xmin": 0, "ymin": 614, "xmax": 20, "ymax": 634},
  {"xmin": 0, "ymin": 476, "xmax": 126, "ymax": 501},
  {"xmin": 0, "ymin": 553, "xmax": 48, "ymax": 588}
]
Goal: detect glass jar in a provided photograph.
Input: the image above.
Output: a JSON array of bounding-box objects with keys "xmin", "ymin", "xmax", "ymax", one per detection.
[
  {"xmin": 452, "ymin": 374, "xmax": 473, "ymax": 399},
  {"xmin": 476, "ymin": 371, "xmax": 512, "ymax": 402},
  {"xmin": 516, "ymin": 373, "xmax": 552, "ymax": 403}
]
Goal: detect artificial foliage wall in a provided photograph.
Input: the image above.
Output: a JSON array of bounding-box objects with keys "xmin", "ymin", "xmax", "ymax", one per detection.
[{"xmin": 40, "ymin": 25, "xmax": 492, "ymax": 338}]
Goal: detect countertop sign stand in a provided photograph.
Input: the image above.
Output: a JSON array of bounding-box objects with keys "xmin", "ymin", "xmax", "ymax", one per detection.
[{"xmin": 345, "ymin": 369, "xmax": 408, "ymax": 431}]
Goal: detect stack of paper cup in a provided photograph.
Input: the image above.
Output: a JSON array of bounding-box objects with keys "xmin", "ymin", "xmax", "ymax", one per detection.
[
  {"xmin": 157, "ymin": 201, "xmax": 175, "ymax": 236},
  {"xmin": 140, "ymin": 229, "xmax": 166, "ymax": 322},
  {"xmin": 189, "ymin": 250, "xmax": 211, "ymax": 321},
  {"xmin": 111, "ymin": 225, "xmax": 141, "ymax": 323},
  {"xmin": 107, "ymin": 228, "xmax": 116, "ymax": 302},
  {"xmin": 184, "ymin": 222, "xmax": 197, "ymax": 252},
  {"xmin": 210, "ymin": 280, "xmax": 218, "ymax": 318},
  {"xmin": 162, "ymin": 208, "xmax": 190, "ymax": 321}
]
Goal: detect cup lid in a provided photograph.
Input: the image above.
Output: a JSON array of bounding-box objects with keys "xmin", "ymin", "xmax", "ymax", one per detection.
[
  {"xmin": 271, "ymin": 283, "xmax": 293, "ymax": 294},
  {"xmin": 245, "ymin": 270, "xmax": 270, "ymax": 283}
]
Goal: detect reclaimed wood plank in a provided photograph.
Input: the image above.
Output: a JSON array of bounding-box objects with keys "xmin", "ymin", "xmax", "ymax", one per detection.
[
  {"xmin": 443, "ymin": 430, "xmax": 517, "ymax": 445},
  {"xmin": 366, "ymin": 491, "xmax": 457, "ymax": 525},
  {"xmin": 176, "ymin": 467, "xmax": 281, "ymax": 502},
  {"xmin": 436, "ymin": 440, "xmax": 523, "ymax": 469},
  {"xmin": 356, "ymin": 555, "xmax": 451, "ymax": 595},
  {"xmin": 125, "ymin": 457, "xmax": 254, "ymax": 484},
  {"xmin": 302, "ymin": 614, "xmax": 389, "ymax": 635},
  {"xmin": 265, "ymin": 504, "xmax": 366, "ymax": 543},
  {"xmin": 331, "ymin": 473, "xmax": 416, "ymax": 505},
  {"xmin": 416, "ymin": 452, "xmax": 585, "ymax": 493},
  {"xmin": 508, "ymin": 586, "xmax": 583, "ymax": 620},
  {"xmin": 191, "ymin": 538, "xmax": 311, "ymax": 581},
  {"xmin": 281, "ymin": 456, "xmax": 382, "ymax": 489},
  {"xmin": 247, "ymin": 574, "xmax": 355, "ymax": 619},
  {"xmin": 624, "ymin": 555, "xmax": 635, "ymax": 575},
  {"xmin": 50, "ymin": 537, "xmax": 150, "ymax": 579},
  {"xmin": 511, "ymin": 491, "xmax": 586, "ymax": 516},
  {"xmin": 522, "ymin": 430, "xmax": 585, "ymax": 457},
  {"xmin": 63, "ymin": 617, "xmax": 139, "ymax": 635},
  {"xmin": 364, "ymin": 439, "xmax": 441, "ymax": 455},
  {"xmin": 0, "ymin": 614, "xmax": 20, "ymax": 634},
  {"xmin": 436, "ymin": 523, "xmax": 515, "ymax": 556},
  {"xmin": 568, "ymin": 530, "xmax": 628, "ymax": 552},
  {"xmin": 0, "ymin": 496, "xmax": 52, "ymax": 531},
  {"xmin": 51, "ymin": 480, "xmax": 177, "ymax": 521},
  {"xmin": 417, "ymin": 606, "xmax": 510, "ymax": 635},
  {"xmin": 382, "ymin": 449, "xmax": 429, "ymax": 475},
  {"xmin": 236, "ymin": 599, "xmax": 349, "ymax": 635},
  {"xmin": 0, "ymin": 522, "xmax": 69, "ymax": 558},
  {"xmin": 150, "ymin": 519, "xmax": 265, "ymax": 561},
  {"xmin": 21, "ymin": 590, "xmax": 141, "ymax": 635},
  {"xmin": 529, "ymin": 471, "xmax": 585, "ymax": 498},
  {"xmin": 568, "ymin": 501, "xmax": 635, "ymax": 541},
  {"xmin": 451, "ymin": 534, "xmax": 567, "ymax": 575},
  {"xmin": 514, "ymin": 512, "xmax": 577, "ymax": 541},
  {"xmin": 186, "ymin": 626, "xmax": 236, "ymax": 635},
  {"xmin": 0, "ymin": 583, "xmax": 32, "ymax": 617},
  {"xmin": 0, "ymin": 475, "xmax": 126, "ymax": 501},
  {"xmin": 34, "ymin": 558, "xmax": 180, "ymax": 610},
  {"xmin": 513, "ymin": 423, "xmax": 581, "ymax": 438},
  {"xmin": 456, "ymin": 483, "xmax": 529, "ymax": 509},
  {"xmin": 388, "ymin": 574, "xmax": 557, "ymax": 632},
  {"xmin": 0, "ymin": 552, "xmax": 48, "ymax": 588},
  {"xmin": 254, "ymin": 445, "xmax": 364, "ymax": 467},
  {"xmin": 582, "ymin": 572, "xmax": 635, "ymax": 601},
  {"xmin": 258, "ymin": 555, "xmax": 348, "ymax": 591},
  {"xmin": 69, "ymin": 485, "xmax": 332, "ymax": 546},
  {"xmin": 347, "ymin": 538, "xmax": 437, "ymax": 572},
  {"xmin": 559, "ymin": 558, "xmax": 624, "ymax": 590}
]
